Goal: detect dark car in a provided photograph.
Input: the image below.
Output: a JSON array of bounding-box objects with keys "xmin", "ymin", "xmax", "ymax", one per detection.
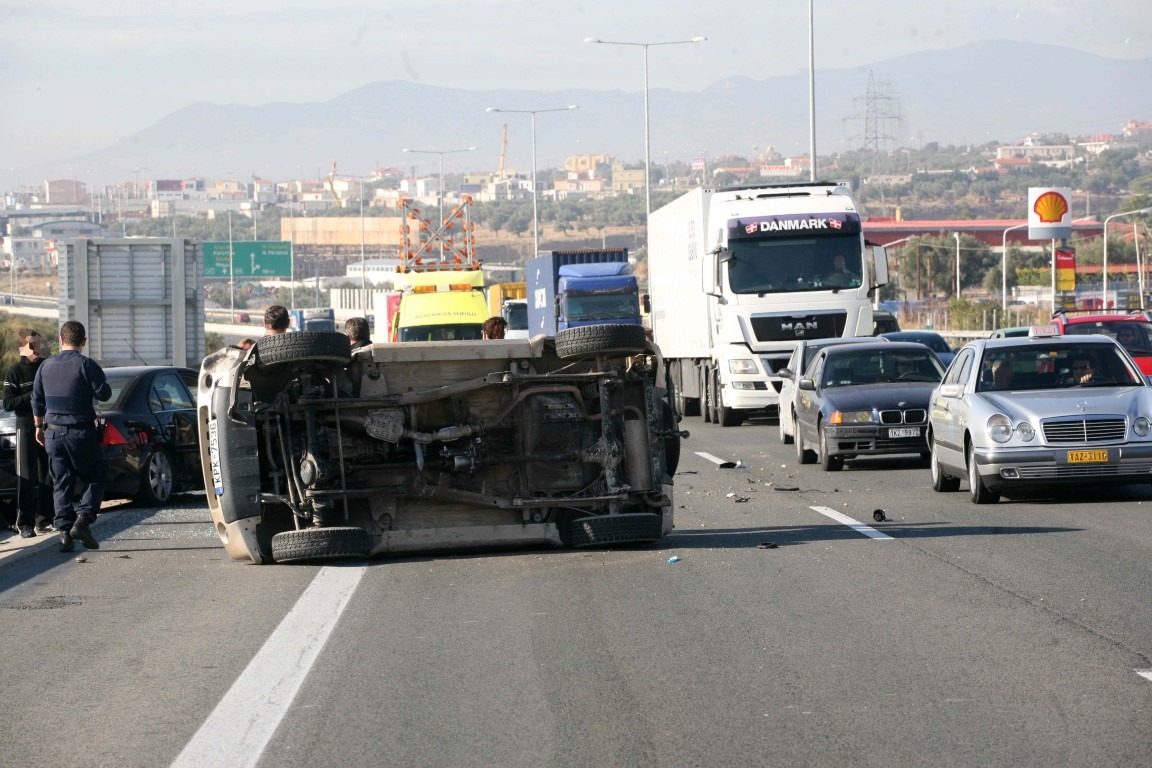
[
  {"xmin": 881, "ymin": 330, "xmax": 956, "ymax": 367},
  {"xmin": 793, "ymin": 341, "xmax": 945, "ymax": 471},
  {"xmin": 0, "ymin": 408, "xmax": 16, "ymax": 522},
  {"xmin": 98, "ymin": 366, "xmax": 203, "ymax": 506}
]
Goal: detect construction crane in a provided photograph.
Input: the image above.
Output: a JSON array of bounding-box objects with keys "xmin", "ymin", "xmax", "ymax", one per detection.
[
  {"xmin": 327, "ymin": 161, "xmax": 342, "ymax": 206},
  {"xmin": 497, "ymin": 124, "xmax": 507, "ymax": 181}
]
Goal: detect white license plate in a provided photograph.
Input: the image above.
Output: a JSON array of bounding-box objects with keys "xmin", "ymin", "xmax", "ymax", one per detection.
[{"xmin": 889, "ymin": 427, "xmax": 919, "ymax": 438}]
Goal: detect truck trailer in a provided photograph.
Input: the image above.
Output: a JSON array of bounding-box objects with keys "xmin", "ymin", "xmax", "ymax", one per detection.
[
  {"xmin": 526, "ymin": 249, "xmax": 641, "ymax": 337},
  {"xmin": 648, "ymin": 181, "xmax": 889, "ymax": 426}
]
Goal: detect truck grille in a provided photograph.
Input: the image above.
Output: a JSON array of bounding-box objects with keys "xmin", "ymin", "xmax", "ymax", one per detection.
[
  {"xmin": 749, "ymin": 312, "xmax": 847, "ymax": 342},
  {"xmin": 1041, "ymin": 417, "xmax": 1126, "ymax": 444}
]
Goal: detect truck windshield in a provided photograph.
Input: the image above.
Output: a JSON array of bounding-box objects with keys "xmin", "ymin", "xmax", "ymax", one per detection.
[
  {"xmin": 564, "ymin": 293, "xmax": 638, "ymax": 321},
  {"xmin": 398, "ymin": 324, "xmax": 484, "ymax": 342},
  {"xmin": 727, "ymin": 234, "xmax": 862, "ymax": 295},
  {"xmin": 505, "ymin": 303, "xmax": 528, "ymax": 330}
]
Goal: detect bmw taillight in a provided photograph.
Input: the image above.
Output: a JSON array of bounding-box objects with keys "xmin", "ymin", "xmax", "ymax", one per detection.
[{"xmin": 102, "ymin": 421, "xmax": 130, "ymax": 446}]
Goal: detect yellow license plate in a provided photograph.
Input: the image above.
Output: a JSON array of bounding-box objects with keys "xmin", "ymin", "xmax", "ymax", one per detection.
[{"xmin": 1067, "ymin": 449, "xmax": 1109, "ymax": 464}]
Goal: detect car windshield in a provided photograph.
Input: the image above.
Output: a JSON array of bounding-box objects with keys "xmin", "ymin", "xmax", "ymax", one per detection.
[
  {"xmin": 885, "ymin": 332, "xmax": 950, "ymax": 353},
  {"xmin": 1062, "ymin": 320, "xmax": 1152, "ymax": 354},
  {"xmin": 821, "ymin": 349, "xmax": 944, "ymax": 386},
  {"xmin": 976, "ymin": 343, "xmax": 1143, "ymax": 392}
]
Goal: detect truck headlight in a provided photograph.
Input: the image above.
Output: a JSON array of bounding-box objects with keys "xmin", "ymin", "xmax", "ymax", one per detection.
[
  {"xmin": 987, "ymin": 414, "xmax": 1013, "ymax": 443},
  {"xmin": 1135, "ymin": 417, "xmax": 1151, "ymax": 436},
  {"xmin": 830, "ymin": 410, "xmax": 873, "ymax": 425},
  {"xmin": 728, "ymin": 359, "xmax": 759, "ymax": 375}
]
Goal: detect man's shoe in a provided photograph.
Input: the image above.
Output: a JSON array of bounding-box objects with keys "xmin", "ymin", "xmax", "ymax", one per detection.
[
  {"xmin": 35, "ymin": 523, "xmax": 55, "ymax": 533},
  {"xmin": 71, "ymin": 518, "xmax": 99, "ymax": 550},
  {"xmin": 59, "ymin": 530, "xmax": 74, "ymax": 553},
  {"xmin": 18, "ymin": 527, "xmax": 36, "ymax": 539}
]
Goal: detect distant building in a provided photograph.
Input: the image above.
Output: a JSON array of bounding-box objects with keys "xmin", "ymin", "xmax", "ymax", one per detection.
[
  {"xmin": 44, "ymin": 179, "xmax": 87, "ymax": 206},
  {"xmin": 611, "ymin": 164, "xmax": 644, "ymax": 193},
  {"xmin": 566, "ymin": 154, "xmax": 613, "ymax": 174}
]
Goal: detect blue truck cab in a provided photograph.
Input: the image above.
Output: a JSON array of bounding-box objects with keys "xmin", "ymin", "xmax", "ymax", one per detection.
[{"xmin": 527, "ymin": 249, "xmax": 641, "ymax": 337}]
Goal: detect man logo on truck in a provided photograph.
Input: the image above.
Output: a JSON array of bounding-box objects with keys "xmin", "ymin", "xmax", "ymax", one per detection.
[{"xmin": 781, "ymin": 320, "xmax": 820, "ymax": 336}]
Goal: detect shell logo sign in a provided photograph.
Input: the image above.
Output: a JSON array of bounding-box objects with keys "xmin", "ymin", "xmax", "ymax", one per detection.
[{"xmin": 1028, "ymin": 187, "xmax": 1072, "ymax": 240}]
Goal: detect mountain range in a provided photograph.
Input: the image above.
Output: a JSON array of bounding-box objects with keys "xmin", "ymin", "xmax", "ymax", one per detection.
[{"xmin": 32, "ymin": 40, "xmax": 1152, "ymax": 185}]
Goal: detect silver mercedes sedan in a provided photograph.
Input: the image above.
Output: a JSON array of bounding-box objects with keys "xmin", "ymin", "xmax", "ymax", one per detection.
[{"xmin": 928, "ymin": 327, "xmax": 1152, "ymax": 504}]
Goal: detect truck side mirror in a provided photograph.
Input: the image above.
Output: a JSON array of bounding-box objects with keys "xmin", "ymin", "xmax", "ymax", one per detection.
[
  {"xmin": 867, "ymin": 243, "xmax": 890, "ymax": 289},
  {"xmin": 702, "ymin": 244, "xmax": 725, "ymax": 296},
  {"xmin": 641, "ymin": 294, "xmax": 651, "ymax": 314}
]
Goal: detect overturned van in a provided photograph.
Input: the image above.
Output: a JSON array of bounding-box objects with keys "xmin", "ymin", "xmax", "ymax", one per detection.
[{"xmin": 197, "ymin": 326, "xmax": 683, "ymax": 564}]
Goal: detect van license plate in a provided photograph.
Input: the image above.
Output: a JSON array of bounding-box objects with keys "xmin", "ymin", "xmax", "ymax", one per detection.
[
  {"xmin": 1067, "ymin": 449, "xmax": 1108, "ymax": 463},
  {"xmin": 889, "ymin": 427, "xmax": 919, "ymax": 438}
]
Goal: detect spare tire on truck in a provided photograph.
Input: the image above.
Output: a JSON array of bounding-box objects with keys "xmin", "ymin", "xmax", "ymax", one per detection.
[{"xmin": 554, "ymin": 324, "xmax": 648, "ymax": 359}]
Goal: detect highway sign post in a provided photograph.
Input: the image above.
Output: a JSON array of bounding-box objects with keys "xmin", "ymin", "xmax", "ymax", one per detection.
[{"xmin": 203, "ymin": 241, "xmax": 293, "ymax": 278}]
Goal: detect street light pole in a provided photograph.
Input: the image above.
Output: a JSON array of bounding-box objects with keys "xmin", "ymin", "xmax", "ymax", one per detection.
[
  {"xmin": 808, "ymin": 0, "xmax": 817, "ymax": 181},
  {"xmin": 402, "ymin": 147, "xmax": 478, "ymax": 262},
  {"xmin": 584, "ymin": 36, "xmax": 706, "ymax": 218},
  {"xmin": 1103, "ymin": 206, "xmax": 1152, "ymax": 310},
  {"xmin": 1000, "ymin": 223, "xmax": 1028, "ymax": 312},
  {"xmin": 485, "ymin": 107, "xmax": 577, "ymax": 258},
  {"xmin": 953, "ymin": 232, "xmax": 962, "ymax": 298}
]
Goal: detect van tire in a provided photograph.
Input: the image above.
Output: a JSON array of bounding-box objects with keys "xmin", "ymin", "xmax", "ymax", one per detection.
[
  {"xmin": 255, "ymin": 331, "xmax": 351, "ymax": 367},
  {"xmin": 270, "ymin": 526, "xmax": 373, "ymax": 563},
  {"xmin": 555, "ymin": 324, "xmax": 647, "ymax": 359}
]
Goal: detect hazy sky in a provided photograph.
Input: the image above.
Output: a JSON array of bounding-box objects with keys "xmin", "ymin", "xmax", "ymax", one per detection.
[{"xmin": 2, "ymin": 0, "xmax": 1150, "ymax": 183}]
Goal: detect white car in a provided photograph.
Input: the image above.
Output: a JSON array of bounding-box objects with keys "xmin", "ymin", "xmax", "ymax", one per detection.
[
  {"xmin": 928, "ymin": 328, "xmax": 1152, "ymax": 504},
  {"xmin": 778, "ymin": 336, "xmax": 886, "ymax": 444}
]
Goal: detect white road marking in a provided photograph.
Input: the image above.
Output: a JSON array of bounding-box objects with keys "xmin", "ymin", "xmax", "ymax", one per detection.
[
  {"xmin": 1137, "ymin": 669, "xmax": 1152, "ymax": 683},
  {"xmin": 695, "ymin": 451, "xmax": 736, "ymax": 468},
  {"xmin": 810, "ymin": 506, "xmax": 894, "ymax": 540},
  {"xmin": 170, "ymin": 565, "xmax": 367, "ymax": 768}
]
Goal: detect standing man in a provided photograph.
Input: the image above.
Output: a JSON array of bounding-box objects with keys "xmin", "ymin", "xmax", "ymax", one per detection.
[
  {"xmin": 482, "ymin": 316, "xmax": 507, "ymax": 340},
  {"xmin": 344, "ymin": 317, "xmax": 372, "ymax": 350},
  {"xmin": 2, "ymin": 329, "xmax": 54, "ymax": 537},
  {"xmin": 264, "ymin": 305, "xmax": 290, "ymax": 335},
  {"xmin": 31, "ymin": 321, "xmax": 112, "ymax": 553}
]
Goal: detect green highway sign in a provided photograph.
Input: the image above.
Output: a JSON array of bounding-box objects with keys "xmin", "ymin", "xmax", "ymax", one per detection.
[{"xmin": 203, "ymin": 241, "xmax": 293, "ymax": 278}]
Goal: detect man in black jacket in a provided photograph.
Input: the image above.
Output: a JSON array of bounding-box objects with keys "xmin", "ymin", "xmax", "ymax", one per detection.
[
  {"xmin": 2, "ymin": 328, "xmax": 54, "ymax": 537},
  {"xmin": 31, "ymin": 321, "xmax": 112, "ymax": 552}
]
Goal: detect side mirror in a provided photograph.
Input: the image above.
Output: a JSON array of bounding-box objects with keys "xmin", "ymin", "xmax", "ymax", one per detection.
[
  {"xmin": 779, "ymin": 367, "xmax": 794, "ymax": 380},
  {"xmin": 937, "ymin": 383, "xmax": 962, "ymax": 398},
  {"xmin": 798, "ymin": 379, "xmax": 816, "ymax": 391},
  {"xmin": 641, "ymin": 294, "xmax": 651, "ymax": 314}
]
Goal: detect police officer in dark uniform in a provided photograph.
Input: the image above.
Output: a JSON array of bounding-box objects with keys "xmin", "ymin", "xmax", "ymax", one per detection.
[
  {"xmin": 2, "ymin": 328, "xmax": 55, "ymax": 537},
  {"xmin": 31, "ymin": 321, "xmax": 112, "ymax": 552}
]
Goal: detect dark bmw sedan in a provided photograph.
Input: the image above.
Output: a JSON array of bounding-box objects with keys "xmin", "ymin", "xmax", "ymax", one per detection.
[
  {"xmin": 793, "ymin": 341, "xmax": 945, "ymax": 471},
  {"xmin": 98, "ymin": 366, "xmax": 203, "ymax": 506}
]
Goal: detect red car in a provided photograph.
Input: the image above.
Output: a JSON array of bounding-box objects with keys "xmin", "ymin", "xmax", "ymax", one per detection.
[{"xmin": 1050, "ymin": 310, "xmax": 1152, "ymax": 376}]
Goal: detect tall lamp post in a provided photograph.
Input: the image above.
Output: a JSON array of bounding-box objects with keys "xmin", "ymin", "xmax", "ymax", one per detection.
[
  {"xmin": 1103, "ymin": 206, "xmax": 1152, "ymax": 309},
  {"xmin": 953, "ymin": 232, "xmax": 962, "ymax": 298},
  {"xmin": 485, "ymin": 106, "xmax": 578, "ymax": 257},
  {"xmin": 1001, "ymin": 222, "xmax": 1028, "ymax": 312},
  {"xmin": 807, "ymin": 0, "xmax": 817, "ymax": 181},
  {"xmin": 584, "ymin": 36, "xmax": 706, "ymax": 218}
]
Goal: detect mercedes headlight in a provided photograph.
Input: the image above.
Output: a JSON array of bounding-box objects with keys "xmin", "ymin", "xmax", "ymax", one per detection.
[
  {"xmin": 1016, "ymin": 422, "xmax": 1036, "ymax": 442},
  {"xmin": 987, "ymin": 414, "xmax": 1013, "ymax": 443},
  {"xmin": 1135, "ymin": 417, "xmax": 1151, "ymax": 437}
]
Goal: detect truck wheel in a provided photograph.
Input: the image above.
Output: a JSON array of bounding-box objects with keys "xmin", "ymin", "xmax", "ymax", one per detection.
[
  {"xmin": 568, "ymin": 513, "xmax": 664, "ymax": 547},
  {"xmin": 554, "ymin": 324, "xmax": 647, "ymax": 359},
  {"xmin": 674, "ymin": 378, "xmax": 700, "ymax": 418},
  {"xmin": 661, "ymin": 400, "xmax": 681, "ymax": 477},
  {"xmin": 255, "ymin": 331, "xmax": 351, "ymax": 367},
  {"xmin": 270, "ymin": 526, "xmax": 373, "ymax": 563}
]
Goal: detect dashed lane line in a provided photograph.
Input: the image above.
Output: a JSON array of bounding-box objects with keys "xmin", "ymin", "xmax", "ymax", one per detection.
[{"xmin": 810, "ymin": 506, "xmax": 894, "ymax": 540}]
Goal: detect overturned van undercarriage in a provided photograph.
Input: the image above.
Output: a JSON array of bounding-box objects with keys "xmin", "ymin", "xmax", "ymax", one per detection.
[{"xmin": 197, "ymin": 326, "xmax": 683, "ymax": 563}]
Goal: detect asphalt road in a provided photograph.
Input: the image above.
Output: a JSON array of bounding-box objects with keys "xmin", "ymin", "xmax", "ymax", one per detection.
[{"xmin": 2, "ymin": 414, "xmax": 1151, "ymax": 768}]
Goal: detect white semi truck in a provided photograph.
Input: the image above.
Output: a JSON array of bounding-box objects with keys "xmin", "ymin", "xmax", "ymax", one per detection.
[{"xmin": 648, "ymin": 181, "xmax": 889, "ymax": 427}]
